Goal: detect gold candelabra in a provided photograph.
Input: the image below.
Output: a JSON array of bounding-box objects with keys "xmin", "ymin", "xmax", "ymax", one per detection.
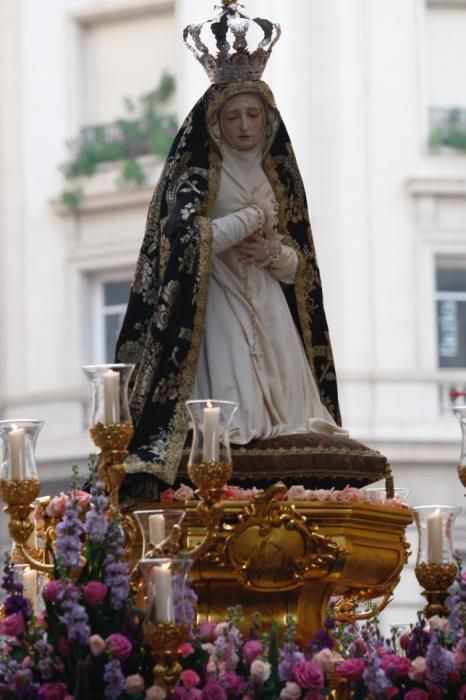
[
  {"xmin": 143, "ymin": 621, "xmax": 189, "ymax": 694},
  {"xmin": 415, "ymin": 561, "xmax": 458, "ymax": 618}
]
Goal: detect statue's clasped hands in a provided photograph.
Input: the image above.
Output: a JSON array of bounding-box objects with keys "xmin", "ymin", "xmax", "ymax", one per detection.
[{"xmin": 235, "ymin": 186, "xmax": 282, "ymax": 266}]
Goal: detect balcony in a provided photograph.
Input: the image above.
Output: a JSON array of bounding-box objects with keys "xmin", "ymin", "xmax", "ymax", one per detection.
[{"xmin": 429, "ymin": 107, "xmax": 466, "ymax": 151}]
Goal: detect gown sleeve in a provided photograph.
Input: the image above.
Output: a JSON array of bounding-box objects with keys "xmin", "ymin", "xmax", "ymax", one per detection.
[
  {"xmin": 212, "ymin": 206, "xmax": 264, "ymax": 255},
  {"xmin": 268, "ymin": 245, "xmax": 299, "ymax": 284}
]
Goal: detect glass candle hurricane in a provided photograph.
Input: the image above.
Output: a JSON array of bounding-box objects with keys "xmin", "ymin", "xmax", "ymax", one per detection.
[
  {"xmin": 185, "ymin": 399, "xmax": 238, "ymax": 466},
  {"xmin": 134, "ymin": 510, "xmax": 186, "ymax": 557},
  {"xmin": 453, "ymin": 406, "xmax": 466, "ymax": 487},
  {"xmin": 412, "ymin": 505, "xmax": 460, "ymax": 566},
  {"xmin": 82, "ymin": 364, "xmax": 134, "ymax": 427},
  {"xmin": 138, "ymin": 557, "xmax": 194, "ymax": 625},
  {"xmin": 0, "ymin": 420, "xmax": 44, "ymax": 482}
]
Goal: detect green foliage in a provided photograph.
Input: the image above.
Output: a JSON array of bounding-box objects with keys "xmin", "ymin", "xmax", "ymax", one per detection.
[
  {"xmin": 61, "ymin": 72, "xmax": 177, "ymax": 208},
  {"xmin": 120, "ymin": 158, "xmax": 147, "ymax": 186},
  {"xmin": 60, "ymin": 188, "xmax": 82, "ymax": 211}
]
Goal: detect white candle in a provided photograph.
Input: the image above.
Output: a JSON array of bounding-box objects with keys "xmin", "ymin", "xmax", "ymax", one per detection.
[
  {"xmin": 152, "ymin": 565, "xmax": 174, "ymax": 623},
  {"xmin": 427, "ymin": 508, "xmax": 443, "ymax": 564},
  {"xmin": 22, "ymin": 567, "xmax": 37, "ymax": 610},
  {"xmin": 103, "ymin": 369, "xmax": 120, "ymax": 424},
  {"xmin": 203, "ymin": 401, "xmax": 220, "ymax": 462},
  {"xmin": 149, "ymin": 514, "xmax": 166, "ymax": 547},
  {"xmin": 8, "ymin": 427, "xmax": 26, "ymax": 480}
]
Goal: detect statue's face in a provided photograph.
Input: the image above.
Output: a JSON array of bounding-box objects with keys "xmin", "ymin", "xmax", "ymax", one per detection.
[{"xmin": 220, "ymin": 93, "xmax": 265, "ymax": 151}]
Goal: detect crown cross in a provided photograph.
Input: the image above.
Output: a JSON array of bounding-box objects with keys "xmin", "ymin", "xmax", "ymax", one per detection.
[{"xmin": 183, "ymin": 1, "xmax": 281, "ymax": 84}]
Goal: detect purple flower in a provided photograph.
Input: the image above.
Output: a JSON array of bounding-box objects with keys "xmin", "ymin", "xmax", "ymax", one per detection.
[
  {"xmin": 362, "ymin": 657, "xmax": 392, "ymax": 697},
  {"xmin": 307, "ymin": 629, "xmax": 335, "ymax": 652},
  {"xmin": 406, "ymin": 624, "xmax": 431, "ymax": 660},
  {"xmin": 380, "ymin": 653, "xmax": 412, "ymax": 679},
  {"xmin": 85, "ymin": 481, "xmax": 109, "ymax": 543},
  {"xmin": 103, "ymin": 659, "xmax": 126, "ymax": 700},
  {"xmin": 278, "ymin": 643, "xmax": 305, "ymax": 682},
  {"xmin": 425, "ymin": 634, "xmax": 454, "ymax": 687},
  {"xmin": 55, "ymin": 500, "xmax": 84, "ymax": 569},
  {"xmin": 103, "ymin": 522, "xmax": 130, "ymax": 611},
  {"xmin": 58, "ymin": 585, "xmax": 90, "ymax": 646}
]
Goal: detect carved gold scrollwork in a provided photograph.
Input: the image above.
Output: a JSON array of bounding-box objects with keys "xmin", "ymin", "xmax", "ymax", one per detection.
[{"xmin": 226, "ymin": 485, "xmax": 345, "ymax": 591}]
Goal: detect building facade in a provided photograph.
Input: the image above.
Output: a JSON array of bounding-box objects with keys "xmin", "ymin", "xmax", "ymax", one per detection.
[{"xmin": 1, "ymin": 0, "xmax": 466, "ymax": 624}]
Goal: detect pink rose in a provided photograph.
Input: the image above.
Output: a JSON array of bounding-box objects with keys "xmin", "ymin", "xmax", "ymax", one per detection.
[
  {"xmin": 37, "ymin": 683, "xmax": 69, "ymax": 700},
  {"xmin": 21, "ymin": 656, "xmax": 32, "ymax": 669},
  {"xmin": 222, "ymin": 485, "xmax": 243, "ymax": 500},
  {"xmin": 105, "ymin": 633, "xmax": 132, "ymax": 661},
  {"xmin": 399, "ymin": 633, "xmax": 411, "ymax": 651},
  {"xmin": 126, "ymin": 674, "xmax": 145, "ymax": 695},
  {"xmin": 43, "ymin": 580, "xmax": 62, "ymax": 603},
  {"xmin": 313, "ymin": 648, "xmax": 340, "ymax": 673},
  {"xmin": 83, "ymin": 581, "xmax": 108, "ymax": 605},
  {"xmin": 175, "ymin": 483, "xmax": 195, "ymax": 501},
  {"xmin": 280, "ymin": 682, "xmax": 302, "ymax": 700},
  {"xmin": 199, "ymin": 620, "xmax": 217, "ymax": 641},
  {"xmin": 73, "ymin": 489, "xmax": 91, "ymax": 511},
  {"xmin": 336, "ymin": 658, "xmax": 366, "ymax": 681},
  {"xmin": 0, "ymin": 612, "xmax": 25, "ymax": 637},
  {"xmin": 46, "ymin": 493, "xmax": 69, "ymax": 518},
  {"xmin": 179, "ymin": 642, "xmax": 195, "ymax": 658},
  {"xmin": 187, "ymin": 691, "xmax": 202, "ymax": 700},
  {"xmin": 201, "ymin": 682, "xmax": 227, "ymax": 700},
  {"xmin": 250, "ymin": 659, "xmax": 271, "ymax": 684},
  {"xmin": 160, "ymin": 488, "xmax": 176, "ymax": 503},
  {"xmin": 404, "ymin": 690, "xmax": 428, "ymax": 700},
  {"xmin": 89, "ymin": 634, "xmax": 105, "ymax": 656},
  {"xmin": 243, "ymin": 639, "xmax": 262, "ymax": 664},
  {"xmin": 458, "ymin": 686, "xmax": 466, "ymax": 700},
  {"xmin": 381, "ymin": 653, "xmax": 412, "ymax": 679},
  {"xmin": 409, "ymin": 656, "xmax": 426, "ymax": 683},
  {"xmin": 427, "ymin": 687, "xmax": 444, "ymax": 700},
  {"xmin": 222, "ymin": 671, "xmax": 245, "ymax": 695},
  {"xmin": 180, "ymin": 670, "xmax": 200, "ymax": 689},
  {"xmin": 286, "ymin": 485, "xmax": 308, "ymax": 500},
  {"xmin": 171, "ymin": 690, "xmax": 188, "ymax": 700},
  {"xmin": 293, "ymin": 660, "xmax": 324, "ymax": 690}
]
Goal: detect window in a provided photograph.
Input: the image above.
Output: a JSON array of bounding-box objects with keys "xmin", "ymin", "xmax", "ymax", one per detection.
[
  {"xmin": 436, "ymin": 265, "xmax": 466, "ymax": 368},
  {"xmin": 93, "ymin": 275, "xmax": 132, "ymax": 363}
]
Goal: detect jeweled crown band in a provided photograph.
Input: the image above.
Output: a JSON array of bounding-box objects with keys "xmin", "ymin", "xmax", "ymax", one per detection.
[{"xmin": 183, "ymin": 1, "xmax": 281, "ymax": 85}]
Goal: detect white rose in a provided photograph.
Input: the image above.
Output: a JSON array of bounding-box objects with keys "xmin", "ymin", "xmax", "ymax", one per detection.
[
  {"xmin": 428, "ymin": 615, "xmax": 450, "ymax": 634},
  {"xmin": 250, "ymin": 659, "xmax": 271, "ymax": 684},
  {"xmin": 145, "ymin": 686, "xmax": 167, "ymax": 700},
  {"xmin": 280, "ymin": 682, "xmax": 302, "ymax": 700}
]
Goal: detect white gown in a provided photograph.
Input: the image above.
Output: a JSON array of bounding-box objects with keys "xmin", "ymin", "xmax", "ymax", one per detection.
[{"xmin": 192, "ymin": 140, "xmax": 335, "ymax": 443}]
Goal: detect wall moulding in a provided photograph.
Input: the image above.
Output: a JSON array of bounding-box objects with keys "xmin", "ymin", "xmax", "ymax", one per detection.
[
  {"xmin": 426, "ymin": 0, "xmax": 466, "ymax": 8},
  {"xmin": 70, "ymin": 0, "xmax": 174, "ymax": 26}
]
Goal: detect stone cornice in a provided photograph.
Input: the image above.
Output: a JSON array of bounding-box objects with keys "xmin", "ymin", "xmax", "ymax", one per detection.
[
  {"xmin": 70, "ymin": 0, "xmax": 174, "ymax": 25},
  {"xmin": 407, "ymin": 177, "xmax": 466, "ymax": 197}
]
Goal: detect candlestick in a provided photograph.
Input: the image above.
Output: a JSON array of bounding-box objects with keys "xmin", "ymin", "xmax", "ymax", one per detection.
[
  {"xmin": 26, "ymin": 509, "xmax": 38, "ymax": 549},
  {"xmin": 22, "ymin": 567, "xmax": 37, "ymax": 610},
  {"xmin": 152, "ymin": 565, "xmax": 174, "ymax": 623},
  {"xmin": 103, "ymin": 369, "xmax": 120, "ymax": 424},
  {"xmin": 203, "ymin": 401, "xmax": 220, "ymax": 462},
  {"xmin": 427, "ymin": 508, "xmax": 443, "ymax": 565},
  {"xmin": 8, "ymin": 426, "xmax": 26, "ymax": 480},
  {"xmin": 149, "ymin": 514, "xmax": 166, "ymax": 547}
]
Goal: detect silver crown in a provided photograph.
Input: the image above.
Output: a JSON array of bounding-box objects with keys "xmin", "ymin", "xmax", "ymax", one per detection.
[{"xmin": 183, "ymin": 1, "xmax": 281, "ymax": 84}]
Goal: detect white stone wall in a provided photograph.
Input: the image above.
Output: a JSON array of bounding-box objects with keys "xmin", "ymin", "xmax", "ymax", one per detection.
[{"xmin": 1, "ymin": 0, "xmax": 466, "ymax": 626}]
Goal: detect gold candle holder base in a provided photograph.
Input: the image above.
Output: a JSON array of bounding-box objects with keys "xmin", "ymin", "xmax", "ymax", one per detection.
[
  {"xmin": 0, "ymin": 479, "xmax": 40, "ymax": 543},
  {"xmin": 415, "ymin": 561, "xmax": 457, "ymax": 618},
  {"xmin": 90, "ymin": 421, "xmax": 134, "ymax": 515},
  {"xmin": 458, "ymin": 465, "xmax": 466, "ymax": 490},
  {"xmin": 186, "ymin": 460, "xmax": 233, "ymax": 561},
  {"xmin": 143, "ymin": 621, "xmax": 189, "ymax": 693}
]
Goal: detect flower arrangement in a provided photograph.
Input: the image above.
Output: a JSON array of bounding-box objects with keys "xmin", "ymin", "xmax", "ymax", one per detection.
[
  {"xmin": 160, "ymin": 483, "xmax": 405, "ymax": 508},
  {"xmin": 0, "ymin": 467, "xmax": 462, "ymax": 699}
]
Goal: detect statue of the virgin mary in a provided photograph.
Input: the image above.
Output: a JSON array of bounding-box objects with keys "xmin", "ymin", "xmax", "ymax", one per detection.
[{"xmin": 116, "ymin": 0, "xmax": 341, "ymax": 490}]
